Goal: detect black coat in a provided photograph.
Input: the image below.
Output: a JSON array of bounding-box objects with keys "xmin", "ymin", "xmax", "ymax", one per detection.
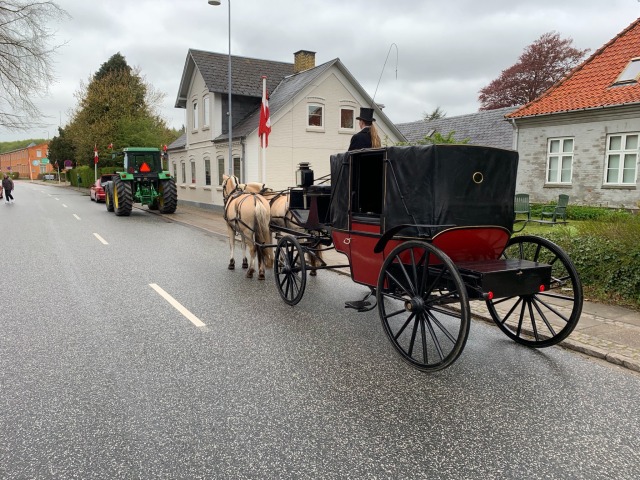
[{"xmin": 348, "ymin": 127, "xmax": 372, "ymax": 151}]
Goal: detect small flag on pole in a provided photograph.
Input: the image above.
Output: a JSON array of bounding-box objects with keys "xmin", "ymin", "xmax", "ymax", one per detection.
[
  {"xmin": 94, "ymin": 144, "xmax": 99, "ymax": 164},
  {"xmin": 259, "ymin": 86, "xmax": 271, "ymax": 147}
]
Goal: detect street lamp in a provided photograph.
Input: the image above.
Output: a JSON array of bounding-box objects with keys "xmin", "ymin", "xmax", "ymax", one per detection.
[{"xmin": 208, "ymin": 0, "xmax": 233, "ymax": 176}]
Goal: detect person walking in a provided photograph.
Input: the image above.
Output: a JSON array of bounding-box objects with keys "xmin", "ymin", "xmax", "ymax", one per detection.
[
  {"xmin": 348, "ymin": 107, "xmax": 381, "ymax": 151},
  {"xmin": 2, "ymin": 174, "xmax": 14, "ymax": 204}
]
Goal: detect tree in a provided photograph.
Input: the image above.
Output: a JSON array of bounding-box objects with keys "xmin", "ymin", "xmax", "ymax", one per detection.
[
  {"xmin": 398, "ymin": 130, "xmax": 469, "ymax": 146},
  {"xmin": 0, "ymin": 1, "xmax": 69, "ymax": 130},
  {"xmin": 65, "ymin": 53, "xmax": 176, "ymax": 166},
  {"xmin": 423, "ymin": 106, "xmax": 446, "ymax": 121},
  {"xmin": 478, "ymin": 32, "xmax": 589, "ymax": 110},
  {"xmin": 47, "ymin": 127, "xmax": 75, "ymax": 168}
]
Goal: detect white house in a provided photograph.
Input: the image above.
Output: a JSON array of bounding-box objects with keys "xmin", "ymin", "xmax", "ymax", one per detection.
[
  {"xmin": 170, "ymin": 49, "xmax": 405, "ymax": 209},
  {"xmin": 507, "ymin": 18, "xmax": 640, "ymax": 210}
]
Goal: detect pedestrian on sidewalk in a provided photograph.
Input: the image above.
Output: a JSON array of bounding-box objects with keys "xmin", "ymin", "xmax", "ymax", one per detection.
[{"xmin": 2, "ymin": 174, "xmax": 14, "ymax": 204}]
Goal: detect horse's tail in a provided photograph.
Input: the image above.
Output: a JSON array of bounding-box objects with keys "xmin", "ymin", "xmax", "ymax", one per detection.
[{"xmin": 255, "ymin": 199, "xmax": 273, "ymax": 269}]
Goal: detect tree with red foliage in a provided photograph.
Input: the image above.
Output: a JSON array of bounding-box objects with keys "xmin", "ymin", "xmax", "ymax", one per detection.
[{"xmin": 478, "ymin": 32, "xmax": 589, "ymax": 110}]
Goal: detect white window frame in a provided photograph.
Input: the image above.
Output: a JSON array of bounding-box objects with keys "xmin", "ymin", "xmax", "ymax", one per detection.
[
  {"xmin": 217, "ymin": 157, "xmax": 225, "ymax": 185},
  {"xmin": 204, "ymin": 158, "xmax": 211, "ymax": 186},
  {"xmin": 339, "ymin": 107, "xmax": 355, "ymax": 132},
  {"xmin": 604, "ymin": 133, "xmax": 639, "ymax": 185},
  {"xmin": 203, "ymin": 95, "xmax": 210, "ymax": 128},
  {"xmin": 307, "ymin": 103, "xmax": 324, "ymax": 130},
  {"xmin": 546, "ymin": 137, "xmax": 574, "ymax": 184},
  {"xmin": 192, "ymin": 101, "xmax": 198, "ymax": 131}
]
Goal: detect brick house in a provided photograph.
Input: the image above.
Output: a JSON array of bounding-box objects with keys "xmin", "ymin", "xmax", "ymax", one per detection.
[
  {"xmin": 507, "ymin": 18, "xmax": 640, "ymax": 210},
  {"xmin": 170, "ymin": 49, "xmax": 405, "ymax": 208},
  {"xmin": 0, "ymin": 142, "xmax": 53, "ymax": 179}
]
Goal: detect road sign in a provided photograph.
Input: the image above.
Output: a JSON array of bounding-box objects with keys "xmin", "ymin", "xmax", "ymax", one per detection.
[{"xmin": 32, "ymin": 160, "xmax": 39, "ymax": 166}]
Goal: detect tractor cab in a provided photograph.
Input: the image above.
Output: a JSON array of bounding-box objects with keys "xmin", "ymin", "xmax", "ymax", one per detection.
[{"xmin": 123, "ymin": 148, "xmax": 162, "ymax": 176}]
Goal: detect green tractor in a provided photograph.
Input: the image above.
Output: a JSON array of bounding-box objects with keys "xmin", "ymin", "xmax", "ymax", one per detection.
[{"xmin": 104, "ymin": 147, "xmax": 177, "ymax": 216}]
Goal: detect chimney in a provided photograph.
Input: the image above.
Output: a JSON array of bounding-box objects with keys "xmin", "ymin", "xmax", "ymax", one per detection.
[{"xmin": 294, "ymin": 50, "xmax": 316, "ymax": 73}]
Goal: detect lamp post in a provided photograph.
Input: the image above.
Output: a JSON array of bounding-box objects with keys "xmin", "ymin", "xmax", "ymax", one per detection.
[{"xmin": 208, "ymin": 0, "xmax": 233, "ymax": 176}]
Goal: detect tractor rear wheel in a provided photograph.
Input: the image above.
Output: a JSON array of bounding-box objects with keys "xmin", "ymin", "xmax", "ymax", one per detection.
[
  {"xmin": 113, "ymin": 176, "xmax": 133, "ymax": 216},
  {"xmin": 158, "ymin": 178, "xmax": 177, "ymax": 214},
  {"xmin": 105, "ymin": 185, "xmax": 114, "ymax": 212}
]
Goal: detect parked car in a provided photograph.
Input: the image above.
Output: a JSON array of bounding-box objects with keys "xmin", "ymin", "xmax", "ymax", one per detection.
[{"xmin": 90, "ymin": 175, "xmax": 113, "ymax": 202}]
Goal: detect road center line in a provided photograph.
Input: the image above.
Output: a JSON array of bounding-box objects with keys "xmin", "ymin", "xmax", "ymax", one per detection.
[
  {"xmin": 62, "ymin": 203, "xmax": 67, "ymax": 207},
  {"xmin": 93, "ymin": 233, "xmax": 108, "ymax": 245},
  {"xmin": 149, "ymin": 283, "xmax": 206, "ymax": 328},
  {"xmin": 73, "ymin": 214, "xmax": 80, "ymax": 220}
]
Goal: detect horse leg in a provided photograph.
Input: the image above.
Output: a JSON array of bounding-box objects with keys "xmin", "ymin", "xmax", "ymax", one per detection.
[
  {"xmin": 227, "ymin": 224, "xmax": 236, "ymax": 270},
  {"xmin": 241, "ymin": 237, "xmax": 249, "ymax": 269}
]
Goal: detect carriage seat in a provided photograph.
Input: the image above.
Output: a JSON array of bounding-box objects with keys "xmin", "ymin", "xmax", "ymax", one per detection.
[{"xmin": 306, "ymin": 184, "xmax": 331, "ymax": 196}]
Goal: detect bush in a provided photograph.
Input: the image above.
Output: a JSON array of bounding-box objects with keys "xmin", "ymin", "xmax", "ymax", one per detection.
[{"xmin": 529, "ymin": 215, "xmax": 640, "ymax": 310}]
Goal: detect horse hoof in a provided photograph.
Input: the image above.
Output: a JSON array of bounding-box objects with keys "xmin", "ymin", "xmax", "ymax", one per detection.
[
  {"xmin": 228, "ymin": 259, "xmax": 235, "ymax": 270},
  {"xmin": 246, "ymin": 269, "xmax": 254, "ymax": 279},
  {"xmin": 242, "ymin": 260, "xmax": 249, "ymax": 269},
  {"xmin": 310, "ymin": 270, "xmax": 317, "ymax": 277},
  {"xmin": 258, "ymin": 273, "xmax": 265, "ymax": 280}
]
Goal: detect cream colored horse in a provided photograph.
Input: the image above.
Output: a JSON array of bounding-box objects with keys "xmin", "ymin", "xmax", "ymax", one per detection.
[
  {"xmin": 222, "ymin": 175, "xmax": 273, "ymax": 280},
  {"xmin": 243, "ymin": 182, "xmax": 323, "ymax": 276}
]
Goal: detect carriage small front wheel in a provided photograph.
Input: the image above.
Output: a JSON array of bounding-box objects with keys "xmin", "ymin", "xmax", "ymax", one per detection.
[
  {"xmin": 376, "ymin": 241, "xmax": 471, "ymax": 372},
  {"xmin": 274, "ymin": 235, "xmax": 307, "ymax": 306}
]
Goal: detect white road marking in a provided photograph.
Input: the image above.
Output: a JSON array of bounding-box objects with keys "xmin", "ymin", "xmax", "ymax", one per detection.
[
  {"xmin": 93, "ymin": 233, "xmax": 108, "ymax": 245},
  {"xmin": 73, "ymin": 214, "xmax": 80, "ymax": 220},
  {"xmin": 149, "ymin": 283, "xmax": 206, "ymax": 328},
  {"xmin": 55, "ymin": 198, "xmax": 60, "ymax": 201},
  {"xmin": 62, "ymin": 204, "xmax": 68, "ymax": 207}
]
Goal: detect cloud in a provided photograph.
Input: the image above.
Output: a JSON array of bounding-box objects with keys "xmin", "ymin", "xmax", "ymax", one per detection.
[{"xmin": 2, "ymin": 0, "xmax": 639, "ymax": 141}]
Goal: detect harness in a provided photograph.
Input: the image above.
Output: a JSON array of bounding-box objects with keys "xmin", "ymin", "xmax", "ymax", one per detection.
[{"xmin": 223, "ymin": 175, "xmax": 261, "ymax": 236}]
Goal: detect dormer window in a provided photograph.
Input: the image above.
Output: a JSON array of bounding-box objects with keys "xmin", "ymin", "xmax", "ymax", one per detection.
[{"xmin": 613, "ymin": 58, "xmax": 640, "ymax": 85}]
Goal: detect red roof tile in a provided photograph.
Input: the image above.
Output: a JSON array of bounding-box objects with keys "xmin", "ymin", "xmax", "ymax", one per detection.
[{"xmin": 508, "ymin": 18, "xmax": 640, "ymax": 118}]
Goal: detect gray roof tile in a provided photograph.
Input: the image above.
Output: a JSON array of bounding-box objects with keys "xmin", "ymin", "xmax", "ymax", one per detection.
[{"xmin": 396, "ymin": 106, "xmax": 519, "ymax": 150}]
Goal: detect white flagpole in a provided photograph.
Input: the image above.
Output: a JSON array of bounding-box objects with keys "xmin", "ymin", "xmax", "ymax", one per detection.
[{"xmin": 261, "ymin": 75, "xmax": 267, "ymax": 184}]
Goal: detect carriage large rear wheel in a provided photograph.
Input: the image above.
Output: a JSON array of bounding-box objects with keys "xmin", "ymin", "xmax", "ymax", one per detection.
[
  {"xmin": 486, "ymin": 235, "xmax": 583, "ymax": 347},
  {"xmin": 274, "ymin": 235, "xmax": 307, "ymax": 306},
  {"xmin": 376, "ymin": 241, "xmax": 470, "ymax": 372}
]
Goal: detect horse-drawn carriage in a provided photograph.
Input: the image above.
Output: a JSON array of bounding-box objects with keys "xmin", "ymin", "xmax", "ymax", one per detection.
[{"xmin": 225, "ymin": 145, "xmax": 583, "ymax": 372}]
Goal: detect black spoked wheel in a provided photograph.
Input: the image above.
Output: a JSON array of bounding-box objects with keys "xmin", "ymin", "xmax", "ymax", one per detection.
[
  {"xmin": 486, "ymin": 235, "xmax": 583, "ymax": 347},
  {"xmin": 376, "ymin": 241, "xmax": 470, "ymax": 372},
  {"xmin": 274, "ymin": 236, "xmax": 307, "ymax": 306}
]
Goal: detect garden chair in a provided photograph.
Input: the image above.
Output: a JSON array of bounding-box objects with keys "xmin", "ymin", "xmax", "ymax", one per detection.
[
  {"xmin": 540, "ymin": 194, "xmax": 569, "ymax": 222},
  {"xmin": 514, "ymin": 193, "xmax": 531, "ymax": 220}
]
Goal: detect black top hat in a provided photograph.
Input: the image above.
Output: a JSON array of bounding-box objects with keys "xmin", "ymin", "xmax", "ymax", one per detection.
[{"xmin": 356, "ymin": 107, "xmax": 376, "ymax": 123}]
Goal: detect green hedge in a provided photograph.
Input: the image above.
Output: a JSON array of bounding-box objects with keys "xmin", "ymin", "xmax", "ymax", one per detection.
[{"xmin": 523, "ymin": 214, "xmax": 640, "ymax": 310}]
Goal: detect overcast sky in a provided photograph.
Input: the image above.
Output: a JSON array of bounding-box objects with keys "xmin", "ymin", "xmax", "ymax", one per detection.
[{"xmin": 2, "ymin": 0, "xmax": 640, "ymax": 142}]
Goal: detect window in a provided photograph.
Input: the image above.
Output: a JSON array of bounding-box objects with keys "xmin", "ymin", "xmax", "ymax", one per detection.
[
  {"xmin": 192, "ymin": 101, "xmax": 198, "ymax": 130},
  {"xmin": 218, "ymin": 157, "xmax": 225, "ymax": 185},
  {"xmin": 172, "ymin": 162, "xmax": 177, "ymax": 180},
  {"xmin": 308, "ymin": 104, "xmax": 323, "ymax": 127},
  {"xmin": 36, "ymin": 149, "xmax": 42, "ymax": 157},
  {"xmin": 546, "ymin": 137, "xmax": 573, "ymax": 184},
  {"xmin": 181, "ymin": 162, "xmax": 186, "ymax": 184},
  {"xmin": 191, "ymin": 160, "xmax": 196, "ymax": 184},
  {"xmin": 340, "ymin": 108, "xmax": 355, "ymax": 129},
  {"xmin": 204, "ymin": 158, "xmax": 211, "ymax": 186},
  {"xmin": 233, "ymin": 156, "xmax": 241, "ymax": 179},
  {"xmin": 605, "ymin": 133, "xmax": 638, "ymax": 185},
  {"xmin": 203, "ymin": 96, "xmax": 210, "ymax": 128},
  {"xmin": 614, "ymin": 58, "xmax": 640, "ymax": 85}
]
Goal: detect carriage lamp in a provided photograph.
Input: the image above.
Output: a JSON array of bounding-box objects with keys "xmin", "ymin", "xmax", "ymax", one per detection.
[{"xmin": 296, "ymin": 162, "xmax": 314, "ymax": 188}]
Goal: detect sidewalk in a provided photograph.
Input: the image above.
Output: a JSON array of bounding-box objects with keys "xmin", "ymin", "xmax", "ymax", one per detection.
[{"xmin": 163, "ymin": 202, "xmax": 640, "ymax": 373}]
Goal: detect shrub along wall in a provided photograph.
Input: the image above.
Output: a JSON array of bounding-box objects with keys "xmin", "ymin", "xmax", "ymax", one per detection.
[{"xmin": 525, "ymin": 212, "xmax": 640, "ymax": 310}]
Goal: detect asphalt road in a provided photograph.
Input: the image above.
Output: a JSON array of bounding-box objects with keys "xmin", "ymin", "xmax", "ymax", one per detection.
[{"xmin": 1, "ymin": 182, "xmax": 639, "ymax": 479}]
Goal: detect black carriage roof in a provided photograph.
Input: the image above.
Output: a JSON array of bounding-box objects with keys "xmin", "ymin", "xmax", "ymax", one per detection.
[{"xmin": 329, "ymin": 144, "xmax": 519, "ymax": 234}]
